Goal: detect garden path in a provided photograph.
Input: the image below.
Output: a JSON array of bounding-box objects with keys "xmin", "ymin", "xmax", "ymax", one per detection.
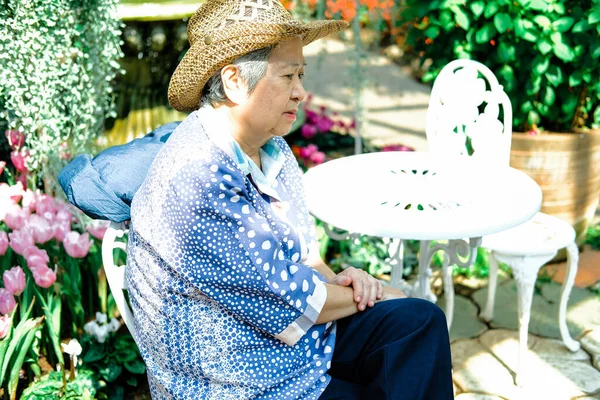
[{"xmin": 303, "ymin": 38, "xmax": 430, "ymax": 151}]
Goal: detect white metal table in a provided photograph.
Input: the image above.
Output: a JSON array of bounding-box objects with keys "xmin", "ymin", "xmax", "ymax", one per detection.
[{"xmin": 303, "ymin": 151, "xmax": 542, "ymax": 300}]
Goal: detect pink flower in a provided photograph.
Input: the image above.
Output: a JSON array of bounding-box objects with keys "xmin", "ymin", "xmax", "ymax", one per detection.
[
  {"xmin": 54, "ymin": 208, "xmax": 73, "ymax": 225},
  {"xmin": 381, "ymin": 144, "xmax": 415, "ymax": 152},
  {"xmin": 0, "ymin": 314, "xmax": 10, "ymax": 339},
  {"xmin": 88, "ymin": 220, "xmax": 110, "ymax": 240},
  {"xmin": 299, "ymin": 144, "xmax": 318, "ymax": 159},
  {"xmin": 21, "ymin": 189, "xmax": 36, "ymax": 213},
  {"xmin": 4, "ymin": 203, "xmax": 29, "ymax": 231},
  {"xmin": 0, "ymin": 289, "xmax": 16, "ymax": 315},
  {"xmin": 0, "ymin": 181, "xmax": 24, "ymax": 203},
  {"xmin": 26, "ymin": 214, "xmax": 54, "ymax": 244},
  {"xmin": 0, "ymin": 161, "xmax": 5, "ymax": 176},
  {"xmin": 63, "ymin": 232, "xmax": 93, "ymax": 258},
  {"xmin": 23, "ymin": 246, "xmax": 49, "ymax": 270},
  {"xmin": 309, "ymin": 151, "xmax": 326, "ymax": 165},
  {"xmin": 0, "ymin": 232, "xmax": 8, "ymax": 256},
  {"xmin": 8, "ymin": 229, "xmax": 35, "ymax": 256},
  {"xmin": 15, "ymin": 173, "xmax": 27, "ymax": 188},
  {"xmin": 10, "ymin": 150, "xmax": 29, "ymax": 174},
  {"xmin": 32, "ymin": 266, "xmax": 56, "ymax": 289},
  {"xmin": 59, "ymin": 142, "xmax": 71, "ymax": 161},
  {"xmin": 35, "ymin": 193, "xmax": 56, "ymax": 216},
  {"xmin": 316, "ymin": 117, "xmax": 334, "ymax": 133},
  {"xmin": 3, "ymin": 267, "xmax": 25, "ymax": 296},
  {"xmin": 4, "ymin": 130, "xmax": 25, "ymax": 150},
  {"xmin": 305, "ymin": 109, "xmax": 318, "ymax": 124},
  {"xmin": 301, "ymin": 124, "xmax": 318, "ymax": 139},
  {"xmin": 53, "ymin": 221, "xmax": 71, "ymax": 242}
]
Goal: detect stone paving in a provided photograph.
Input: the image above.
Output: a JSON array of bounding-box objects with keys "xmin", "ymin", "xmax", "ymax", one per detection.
[{"xmin": 437, "ymin": 280, "xmax": 600, "ymax": 400}]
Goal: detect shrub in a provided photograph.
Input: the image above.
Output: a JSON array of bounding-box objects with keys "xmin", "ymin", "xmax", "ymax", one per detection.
[{"xmin": 401, "ymin": 0, "xmax": 600, "ymax": 132}]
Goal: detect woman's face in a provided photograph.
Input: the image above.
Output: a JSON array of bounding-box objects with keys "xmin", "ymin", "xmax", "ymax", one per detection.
[{"xmin": 235, "ymin": 37, "xmax": 307, "ymax": 141}]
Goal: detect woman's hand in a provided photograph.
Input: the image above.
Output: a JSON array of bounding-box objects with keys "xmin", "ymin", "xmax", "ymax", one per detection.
[
  {"xmin": 377, "ymin": 286, "xmax": 407, "ymax": 302},
  {"xmin": 329, "ymin": 267, "xmax": 383, "ymax": 311}
]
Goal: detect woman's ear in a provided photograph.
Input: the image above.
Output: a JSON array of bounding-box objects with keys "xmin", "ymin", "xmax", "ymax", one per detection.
[{"xmin": 221, "ymin": 65, "xmax": 248, "ymax": 105}]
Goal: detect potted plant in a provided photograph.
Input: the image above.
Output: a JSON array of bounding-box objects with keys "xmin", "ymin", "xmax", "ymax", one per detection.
[{"xmin": 400, "ymin": 0, "xmax": 600, "ymax": 244}]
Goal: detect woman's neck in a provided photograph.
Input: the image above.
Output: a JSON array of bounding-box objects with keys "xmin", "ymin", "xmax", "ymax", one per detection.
[{"xmin": 214, "ymin": 106, "xmax": 264, "ymax": 169}]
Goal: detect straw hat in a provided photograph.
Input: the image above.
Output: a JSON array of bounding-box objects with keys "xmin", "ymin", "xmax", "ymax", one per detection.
[{"xmin": 168, "ymin": 0, "xmax": 348, "ymax": 112}]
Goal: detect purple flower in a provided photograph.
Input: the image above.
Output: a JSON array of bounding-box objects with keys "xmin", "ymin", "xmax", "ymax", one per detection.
[
  {"xmin": 305, "ymin": 110, "xmax": 319, "ymax": 124},
  {"xmin": 316, "ymin": 117, "xmax": 334, "ymax": 133},
  {"xmin": 380, "ymin": 144, "xmax": 415, "ymax": 152},
  {"xmin": 299, "ymin": 144, "xmax": 318, "ymax": 159}
]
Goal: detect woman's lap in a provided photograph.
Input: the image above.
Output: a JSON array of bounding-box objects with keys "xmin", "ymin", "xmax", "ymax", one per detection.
[{"xmin": 319, "ymin": 298, "xmax": 453, "ymax": 400}]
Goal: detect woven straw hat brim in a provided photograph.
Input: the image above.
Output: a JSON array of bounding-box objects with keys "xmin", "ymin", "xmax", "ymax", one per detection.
[{"xmin": 168, "ymin": 19, "xmax": 348, "ymax": 112}]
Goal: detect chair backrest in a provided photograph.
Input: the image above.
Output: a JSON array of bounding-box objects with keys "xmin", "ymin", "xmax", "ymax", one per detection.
[
  {"xmin": 426, "ymin": 59, "xmax": 513, "ymax": 166},
  {"xmin": 101, "ymin": 222, "xmax": 137, "ymax": 340}
]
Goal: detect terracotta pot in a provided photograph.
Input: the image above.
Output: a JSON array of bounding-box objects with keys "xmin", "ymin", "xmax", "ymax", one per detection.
[{"xmin": 510, "ymin": 129, "xmax": 600, "ymax": 245}]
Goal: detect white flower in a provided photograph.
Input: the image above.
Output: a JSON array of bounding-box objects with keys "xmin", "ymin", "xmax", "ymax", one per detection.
[
  {"xmin": 95, "ymin": 325, "xmax": 109, "ymax": 344},
  {"xmin": 95, "ymin": 312, "xmax": 108, "ymax": 324},
  {"xmin": 108, "ymin": 318, "xmax": 121, "ymax": 333},
  {"xmin": 61, "ymin": 338, "xmax": 82, "ymax": 357},
  {"xmin": 84, "ymin": 320, "xmax": 99, "ymax": 336}
]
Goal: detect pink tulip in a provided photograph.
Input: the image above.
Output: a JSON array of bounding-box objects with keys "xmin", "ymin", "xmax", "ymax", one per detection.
[
  {"xmin": 301, "ymin": 124, "xmax": 317, "ymax": 139},
  {"xmin": 8, "ymin": 229, "xmax": 35, "ymax": 256},
  {"xmin": 0, "ymin": 289, "xmax": 16, "ymax": 315},
  {"xmin": 3, "ymin": 267, "xmax": 25, "ymax": 296},
  {"xmin": 0, "ymin": 232, "xmax": 8, "ymax": 256},
  {"xmin": 10, "ymin": 150, "xmax": 28, "ymax": 174},
  {"xmin": 23, "ymin": 246, "xmax": 49, "ymax": 270},
  {"xmin": 0, "ymin": 161, "xmax": 5, "ymax": 176},
  {"xmin": 53, "ymin": 221, "xmax": 71, "ymax": 242},
  {"xmin": 63, "ymin": 232, "xmax": 93, "ymax": 258},
  {"xmin": 4, "ymin": 130, "xmax": 25, "ymax": 149},
  {"xmin": 54, "ymin": 208, "xmax": 73, "ymax": 225},
  {"xmin": 15, "ymin": 173, "xmax": 27, "ymax": 188},
  {"xmin": 32, "ymin": 266, "xmax": 56, "ymax": 289},
  {"xmin": 21, "ymin": 189, "xmax": 36, "ymax": 213},
  {"xmin": 34, "ymin": 193, "xmax": 56, "ymax": 216},
  {"xmin": 0, "ymin": 181, "xmax": 24, "ymax": 203},
  {"xmin": 27, "ymin": 214, "xmax": 54, "ymax": 244},
  {"xmin": 4, "ymin": 204, "xmax": 29, "ymax": 231},
  {"xmin": 299, "ymin": 144, "xmax": 318, "ymax": 159},
  {"xmin": 0, "ymin": 314, "xmax": 10, "ymax": 339},
  {"xmin": 309, "ymin": 151, "xmax": 326, "ymax": 165},
  {"xmin": 88, "ymin": 220, "xmax": 110, "ymax": 240}
]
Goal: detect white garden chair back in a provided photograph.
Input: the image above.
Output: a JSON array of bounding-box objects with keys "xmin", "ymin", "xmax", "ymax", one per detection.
[
  {"xmin": 426, "ymin": 59, "xmax": 580, "ymax": 386},
  {"xmin": 101, "ymin": 222, "xmax": 137, "ymax": 340},
  {"xmin": 426, "ymin": 59, "xmax": 513, "ymax": 166}
]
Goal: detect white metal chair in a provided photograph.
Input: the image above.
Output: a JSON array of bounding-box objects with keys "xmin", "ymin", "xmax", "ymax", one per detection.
[
  {"xmin": 426, "ymin": 59, "xmax": 580, "ymax": 385},
  {"xmin": 101, "ymin": 222, "xmax": 137, "ymax": 340}
]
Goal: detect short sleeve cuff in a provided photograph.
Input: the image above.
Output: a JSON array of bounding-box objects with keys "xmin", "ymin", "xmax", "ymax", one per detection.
[{"xmin": 275, "ymin": 277, "xmax": 327, "ymax": 346}]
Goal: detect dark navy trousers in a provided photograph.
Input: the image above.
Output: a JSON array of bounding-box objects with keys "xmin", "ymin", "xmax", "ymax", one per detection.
[{"xmin": 319, "ymin": 298, "xmax": 453, "ymax": 400}]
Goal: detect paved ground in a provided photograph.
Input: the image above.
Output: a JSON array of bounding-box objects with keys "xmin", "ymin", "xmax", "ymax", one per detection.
[
  {"xmin": 303, "ymin": 38, "xmax": 600, "ymax": 399},
  {"xmin": 303, "ymin": 38, "xmax": 430, "ymax": 151}
]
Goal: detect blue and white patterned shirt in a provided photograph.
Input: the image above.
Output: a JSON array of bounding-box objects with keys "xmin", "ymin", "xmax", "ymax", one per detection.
[{"xmin": 127, "ymin": 106, "xmax": 336, "ymax": 399}]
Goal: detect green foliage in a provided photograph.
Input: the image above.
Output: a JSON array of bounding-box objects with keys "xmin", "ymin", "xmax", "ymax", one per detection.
[
  {"xmin": 585, "ymin": 222, "xmax": 600, "ymax": 249},
  {"xmin": 80, "ymin": 331, "xmax": 145, "ymax": 399},
  {"xmin": 21, "ymin": 369, "xmax": 99, "ymax": 400},
  {"xmin": 402, "ymin": 0, "xmax": 600, "ymax": 132},
  {"xmin": 0, "ymin": 0, "xmax": 123, "ymax": 178}
]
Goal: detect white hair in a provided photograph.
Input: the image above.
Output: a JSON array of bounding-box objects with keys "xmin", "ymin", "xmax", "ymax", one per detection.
[{"xmin": 200, "ymin": 45, "xmax": 276, "ymax": 107}]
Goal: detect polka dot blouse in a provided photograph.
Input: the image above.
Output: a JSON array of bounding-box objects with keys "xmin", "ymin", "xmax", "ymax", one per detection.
[{"xmin": 127, "ymin": 108, "xmax": 336, "ymax": 399}]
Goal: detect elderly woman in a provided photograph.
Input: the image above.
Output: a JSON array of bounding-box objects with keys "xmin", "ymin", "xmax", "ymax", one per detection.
[{"xmin": 62, "ymin": 0, "xmax": 453, "ymax": 398}]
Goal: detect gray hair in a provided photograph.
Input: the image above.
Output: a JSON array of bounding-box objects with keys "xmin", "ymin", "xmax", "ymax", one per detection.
[{"xmin": 200, "ymin": 45, "xmax": 276, "ymax": 107}]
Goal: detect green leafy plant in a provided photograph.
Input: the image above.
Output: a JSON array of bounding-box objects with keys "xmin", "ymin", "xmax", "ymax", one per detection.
[
  {"xmin": 0, "ymin": 0, "xmax": 123, "ymax": 184},
  {"xmin": 20, "ymin": 369, "xmax": 99, "ymax": 400},
  {"xmin": 80, "ymin": 322, "xmax": 146, "ymax": 400},
  {"xmin": 585, "ymin": 221, "xmax": 600, "ymax": 249},
  {"xmin": 401, "ymin": 0, "xmax": 600, "ymax": 132}
]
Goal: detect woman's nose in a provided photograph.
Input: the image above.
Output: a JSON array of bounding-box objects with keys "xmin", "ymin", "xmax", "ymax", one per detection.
[{"xmin": 292, "ymin": 79, "xmax": 307, "ymax": 103}]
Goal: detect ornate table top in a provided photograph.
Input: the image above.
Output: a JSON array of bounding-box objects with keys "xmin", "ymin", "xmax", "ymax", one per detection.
[{"xmin": 303, "ymin": 151, "xmax": 542, "ymax": 240}]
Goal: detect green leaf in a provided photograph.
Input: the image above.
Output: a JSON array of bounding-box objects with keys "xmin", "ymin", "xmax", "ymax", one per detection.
[
  {"xmin": 439, "ymin": 10, "xmax": 455, "ymax": 31},
  {"xmin": 553, "ymin": 17, "xmax": 575, "ymax": 32},
  {"xmin": 8, "ymin": 319, "xmax": 43, "ymax": 399},
  {"xmin": 484, "ymin": 2, "xmax": 500, "ymax": 18},
  {"xmin": 424, "ymin": 26, "xmax": 441, "ymax": 39},
  {"xmin": 542, "ymin": 86, "xmax": 556, "ymax": 106},
  {"xmin": 569, "ymin": 71, "xmax": 582, "ymax": 87},
  {"xmin": 475, "ymin": 23, "xmax": 496, "ymax": 43},
  {"xmin": 537, "ymin": 38, "xmax": 553, "ymax": 54},
  {"xmin": 494, "ymin": 13, "xmax": 513, "ymax": 33},
  {"xmin": 124, "ymin": 359, "xmax": 146, "ymax": 375},
  {"xmin": 553, "ymin": 42, "xmax": 576, "ymax": 61},
  {"xmin": 497, "ymin": 42, "xmax": 516, "ymax": 63},
  {"xmin": 589, "ymin": 9, "xmax": 600, "ymax": 24},
  {"xmin": 100, "ymin": 363, "xmax": 122, "ymax": 382},
  {"xmin": 572, "ymin": 20, "xmax": 591, "ymax": 32},
  {"xmin": 545, "ymin": 65, "xmax": 564, "ymax": 87},
  {"xmin": 593, "ymin": 43, "xmax": 600, "ymax": 59},
  {"xmin": 552, "ymin": 2, "xmax": 565, "ymax": 14},
  {"xmin": 533, "ymin": 15, "xmax": 551, "ymax": 29},
  {"xmin": 82, "ymin": 344, "xmax": 105, "ymax": 363},
  {"xmin": 498, "ymin": 64, "xmax": 516, "ymax": 91},
  {"xmin": 533, "ymin": 56, "xmax": 550, "ymax": 75},
  {"xmin": 521, "ymin": 101, "xmax": 534, "ymax": 113},
  {"xmin": 470, "ymin": 1, "xmax": 485, "ymax": 17},
  {"xmin": 452, "ymin": 6, "xmax": 470, "ymax": 30},
  {"xmin": 520, "ymin": 0, "xmax": 548, "ymax": 11},
  {"xmin": 516, "ymin": 18, "xmax": 539, "ymax": 41},
  {"xmin": 528, "ymin": 110, "xmax": 541, "ymax": 125}
]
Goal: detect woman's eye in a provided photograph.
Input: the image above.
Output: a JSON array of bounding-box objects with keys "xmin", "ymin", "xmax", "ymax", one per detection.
[{"xmin": 299, "ymin": 74, "xmax": 304, "ymax": 80}]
